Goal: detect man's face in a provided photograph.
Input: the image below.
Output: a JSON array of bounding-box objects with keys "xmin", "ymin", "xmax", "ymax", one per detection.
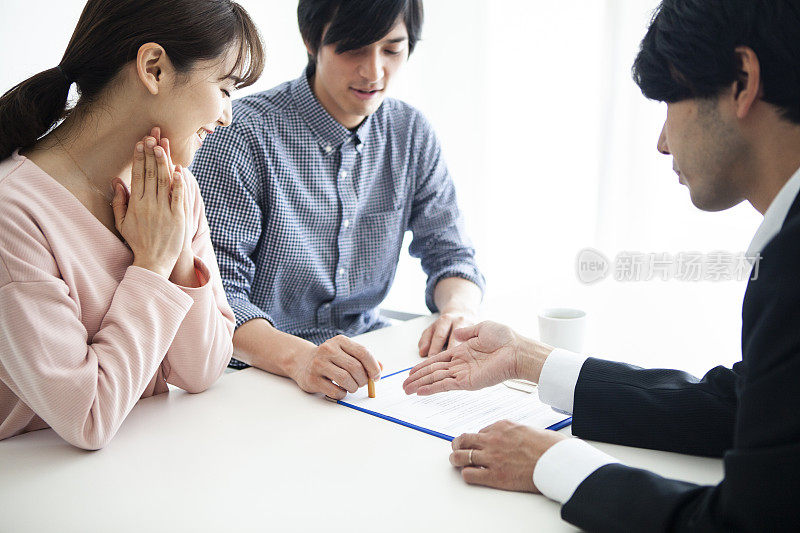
[
  {"xmin": 657, "ymin": 97, "xmax": 749, "ymax": 212},
  {"xmin": 310, "ymin": 18, "xmax": 409, "ymax": 129}
]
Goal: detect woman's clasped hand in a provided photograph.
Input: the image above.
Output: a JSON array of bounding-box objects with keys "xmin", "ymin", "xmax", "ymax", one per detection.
[{"xmin": 112, "ymin": 128, "xmax": 187, "ymax": 280}]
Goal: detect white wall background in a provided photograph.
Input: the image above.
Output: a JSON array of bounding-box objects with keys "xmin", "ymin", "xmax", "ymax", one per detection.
[{"xmin": 1, "ymin": 1, "xmax": 763, "ymax": 376}]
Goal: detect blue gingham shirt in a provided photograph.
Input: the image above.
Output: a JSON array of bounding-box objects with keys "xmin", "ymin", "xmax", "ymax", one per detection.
[{"xmin": 191, "ymin": 71, "xmax": 485, "ymax": 350}]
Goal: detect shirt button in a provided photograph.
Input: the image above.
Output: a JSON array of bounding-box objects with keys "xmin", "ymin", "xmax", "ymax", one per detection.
[
  {"xmin": 343, "ymin": 219, "xmax": 350, "ymax": 228},
  {"xmin": 324, "ymin": 145, "xmax": 333, "ymax": 153},
  {"xmin": 340, "ymin": 170, "xmax": 348, "ymax": 178},
  {"xmin": 323, "ymin": 303, "xmax": 330, "ymax": 309},
  {"xmin": 338, "ymin": 268, "xmax": 346, "ymax": 276}
]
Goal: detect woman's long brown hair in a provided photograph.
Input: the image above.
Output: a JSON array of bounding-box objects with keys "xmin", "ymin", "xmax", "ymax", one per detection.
[{"xmin": 0, "ymin": 0, "xmax": 265, "ymax": 160}]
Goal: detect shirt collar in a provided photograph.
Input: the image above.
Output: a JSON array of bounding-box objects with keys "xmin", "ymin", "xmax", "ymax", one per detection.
[
  {"xmin": 290, "ymin": 69, "xmax": 375, "ymax": 155},
  {"xmin": 747, "ymin": 165, "xmax": 800, "ymax": 257}
]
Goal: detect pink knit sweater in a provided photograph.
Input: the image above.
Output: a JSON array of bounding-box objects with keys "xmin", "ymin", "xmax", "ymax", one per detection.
[{"xmin": 0, "ymin": 151, "xmax": 235, "ymax": 449}]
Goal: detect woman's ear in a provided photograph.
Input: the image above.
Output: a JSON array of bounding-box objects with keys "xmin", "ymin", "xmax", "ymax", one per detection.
[{"xmin": 136, "ymin": 42, "xmax": 172, "ymax": 95}]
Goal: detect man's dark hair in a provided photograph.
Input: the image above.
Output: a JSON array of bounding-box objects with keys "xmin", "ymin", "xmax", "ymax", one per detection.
[
  {"xmin": 632, "ymin": 0, "xmax": 800, "ymax": 124},
  {"xmin": 297, "ymin": 0, "xmax": 423, "ymax": 74}
]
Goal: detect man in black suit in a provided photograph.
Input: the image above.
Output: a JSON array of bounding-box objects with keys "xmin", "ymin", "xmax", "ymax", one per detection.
[{"xmin": 403, "ymin": 0, "xmax": 800, "ymax": 530}]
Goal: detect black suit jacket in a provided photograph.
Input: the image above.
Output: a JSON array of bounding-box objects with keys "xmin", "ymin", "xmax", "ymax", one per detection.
[{"xmin": 560, "ymin": 191, "xmax": 800, "ymax": 532}]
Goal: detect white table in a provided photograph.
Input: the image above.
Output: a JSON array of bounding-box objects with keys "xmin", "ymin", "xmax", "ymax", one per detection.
[{"xmin": 0, "ymin": 316, "xmax": 723, "ymax": 532}]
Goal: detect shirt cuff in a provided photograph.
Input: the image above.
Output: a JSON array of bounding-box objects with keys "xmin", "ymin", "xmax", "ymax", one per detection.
[
  {"xmin": 533, "ymin": 438, "xmax": 619, "ymax": 504},
  {"xmin": 424, "ymin": 266, "xmax": 486, "ymax": 313},
  {"xmin": 124, "ymin": 265, "xmax": 195, "ymax": 311},
  {"xmin": 537, "ymin": 348, "xmax": 588, "ymax": 414},
  {"xmin": 228, "ymin": 297, "xmax": 275, "ymax": 329}
]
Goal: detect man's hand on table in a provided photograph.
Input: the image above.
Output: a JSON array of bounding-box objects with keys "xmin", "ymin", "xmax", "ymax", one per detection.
[
  {"xmin": 407, "ymin": 320, "xmax": 574, "ymax": 494},
  {"xmin": 290, "ymin": 335, "xmax": 381, "ymax": 400},
  {"xmin": 404, "ymin": 321, "xmax": 555, "ymax": 395},
  {"xmin": 450, "ymin": 421, "xmax": 568, "ymax": 492},
  {"xmin": 418, "ymin": 309, "xmax": 478, "ymax": 357}
]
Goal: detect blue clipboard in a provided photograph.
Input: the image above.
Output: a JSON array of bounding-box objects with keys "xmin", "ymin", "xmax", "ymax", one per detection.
[{"xmin": 336, "ymin": 367, "xmax": 572, "ymax": 442}]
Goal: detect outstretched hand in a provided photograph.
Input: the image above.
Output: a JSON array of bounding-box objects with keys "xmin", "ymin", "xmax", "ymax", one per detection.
[{"xmin": 403, "ymin": 321, "xmax": 524, "ymax": 396}]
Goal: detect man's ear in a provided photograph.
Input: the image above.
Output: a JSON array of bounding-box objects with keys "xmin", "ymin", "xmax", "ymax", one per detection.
[
  {"xmin": 136, "ymin": 43, "xmax": 171, "ymax": 95},
  {"xmin": 303, "ymin": 39, "xmax": 318, "ymax": 64},
  {"xmin": 732, "ymin": 45, "xmax": 763, "ymax": 119}
]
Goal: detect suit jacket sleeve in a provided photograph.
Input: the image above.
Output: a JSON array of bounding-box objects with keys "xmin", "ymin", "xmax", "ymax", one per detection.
[
  {"xmin": 560, "ymin": 216, "xmax": 800, "ymax": 532},
  {"xmin": 571, "ymin": 358, "xmax": 739, "ymax": 457}
]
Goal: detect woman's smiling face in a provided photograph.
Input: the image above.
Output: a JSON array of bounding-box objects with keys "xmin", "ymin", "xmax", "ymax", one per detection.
[{"xmin": 148, "ymin": 47, "xmax": 238, "ymax": 166}]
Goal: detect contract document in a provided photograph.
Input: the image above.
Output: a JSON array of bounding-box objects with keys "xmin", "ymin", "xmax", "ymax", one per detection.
[{"xmin": 337, "ymin": 368, "xmax": 571, "ymax": 441}]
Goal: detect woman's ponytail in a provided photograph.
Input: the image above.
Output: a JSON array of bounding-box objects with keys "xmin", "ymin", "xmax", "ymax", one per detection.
[
  {"xmin": 0, "ymin": 0, "xmax": 265, "ymax": 163},
  {"xmin": 0, "ymin": 66, "xmax": 72, "ymax": 160}
]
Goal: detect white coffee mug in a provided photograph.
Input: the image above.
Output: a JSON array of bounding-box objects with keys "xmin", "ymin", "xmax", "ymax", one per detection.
[{"xmin": 538, "ymin": 307, "xmax": 587, "ymax": 353}]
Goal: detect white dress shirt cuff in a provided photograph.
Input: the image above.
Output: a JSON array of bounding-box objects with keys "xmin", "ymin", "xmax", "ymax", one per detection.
[
  {"xmin": 537, "ymin": 348, "xmax": 588, "ymax": 413},
  {"xmin": 533, "ymin": 438, "xmax": 619, "ymax": 504}
]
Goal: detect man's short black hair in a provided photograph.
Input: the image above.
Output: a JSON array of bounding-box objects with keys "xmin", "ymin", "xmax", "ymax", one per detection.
[
  {"xmin": 632, "ymin": 0, "xmax": 800, "ymax": 124},
  {"xmin": 297, "ymin": 0, "xmax": 423, "ymax": 73}
]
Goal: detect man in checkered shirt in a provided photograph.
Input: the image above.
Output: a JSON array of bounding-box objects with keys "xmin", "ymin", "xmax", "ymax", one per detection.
[{"xmin": 191, "ymin": 0, "xmax": 485, "ymax": 400}]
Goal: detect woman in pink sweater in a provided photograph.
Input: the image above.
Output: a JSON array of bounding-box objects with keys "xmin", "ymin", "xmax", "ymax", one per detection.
[{"xmin": 0, "ymin": 0, "xmax": 265, "ymax": 449}]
